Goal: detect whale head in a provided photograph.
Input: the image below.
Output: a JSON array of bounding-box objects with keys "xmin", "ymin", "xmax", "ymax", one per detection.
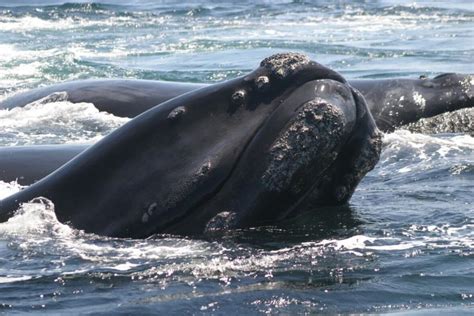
[{"xmin": 0, "ymin": 53, "xmax": 382, "ymax": 238}]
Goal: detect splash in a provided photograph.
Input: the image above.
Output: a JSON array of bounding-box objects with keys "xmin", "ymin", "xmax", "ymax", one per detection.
[
  {"xmin": 0, "ymin": 180, "xmax": 22, "ymax": 199},
  {"xmin": 0, "ymin": 197, "xmax": 73, "ymax": 238},
  {"xmin": 373, "ymin": 130, "xmax": 474, "ymax": 177},
  {"xmin": 0, "ymin": 183, "xmax": 217, "ymax": 273},
  {"xmin": 0, "ymin": 96, "xmax": 129, "ymax": 146}
]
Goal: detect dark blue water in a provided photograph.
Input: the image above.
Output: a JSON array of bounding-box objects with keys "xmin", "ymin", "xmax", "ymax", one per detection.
[{"xmin": 0, "ymin": 1, "xmax": 473, "ymax": 314}]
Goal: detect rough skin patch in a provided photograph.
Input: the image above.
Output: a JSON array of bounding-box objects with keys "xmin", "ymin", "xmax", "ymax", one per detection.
[
  {"xmin": 304, "ymin": 126, "xmax": 383, "ymax": 205},
  {"xmin": 204, "ymin": 211, "xmax": 237, "ymax": 233},
  {"xmin": 403, "ymin": 108, "xmax": 474, "ymax": 136},
  {"xmin": 336, "ymin": 130, "xmax": 383, "ymax": 203},
  {"xmin": 231, "ymin": 90, "xmax": 246, "ymax": 106},
  {"xmin": 167, "ymin": 106, "xmax": 186, "ymax": 121},
  {"xmin": 255, "ymin": 75, "xmax": 270, "ymax": 90},
  {"xmin": 35, "ymin": 91, "xmax": 69, "ymax": 105},
  {"xmin": 260, "ymin": 53, "xmax": 310, "ymax": 79},
  {"xmin": 139, "ymin": 160, "xmax": 213, "ymax": 223},
  {"xmin": 460, "ymin": 75, "xmax": 474, "ymax": 96},
  {"xmin": 141, "ymin": 202, "xmax": 157, "ymax": 223},
  {"xmin": 412, "ymin": 91, "xmax": 426, "ymax": 110},
  {"xmin": 262, "ymin": 99, "xmax": 345, "ymax": 193},
  {"xmin": 160, "ymin": 160, "xmax": 213, "ymax": 211}
]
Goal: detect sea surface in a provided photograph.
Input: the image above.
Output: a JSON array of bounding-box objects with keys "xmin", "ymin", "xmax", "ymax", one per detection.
[{"xmin": 0, "ymin": 0, "xmax": 473, "ymax": 314}]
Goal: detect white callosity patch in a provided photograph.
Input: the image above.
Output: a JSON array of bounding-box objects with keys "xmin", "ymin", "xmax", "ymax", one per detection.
[
  {"xmin": 205, "ymin": 211, "xmax": 237, "ymax": 233},
  {"xmin": 260, "ymin": 53, "xmax": 310, "ymax": 79},
  {"xmin": 412, "ymin": 91, "xmax": 426, "ymax": 110},
  {"xmin": 167, "ymin": 106, "xmax": 186, "ymax": 121},
  {"xmin": 460, "ymin": 75, "xmax": 474, "ymax": 96},
  {"xmin": 338, "ymin": 129, "xmax": 383, "ymax": 202},
  {"xmin": 0, "ymin": 95, "xmax": 129, "ymax": 146},
  {"xmin": 310, "ymin": 221, "xmax": 474, "ymax": 255},
  {"xmin": 398, "ymin": 95, "xmax": 405, "ymax": 107},
  {"xmin": 34, "ymin": 91, "xmax": 69, "ymax": 104},
  {"xmin": 262, "ymin": 99, "xmax": 345, "ymax": 193}
]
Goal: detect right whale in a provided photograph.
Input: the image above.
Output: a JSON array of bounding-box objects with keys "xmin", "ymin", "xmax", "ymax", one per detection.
[
  {"xmin": 351, "ymin": 73, "xmax": 473, "ymax": 132},
  {"xmin": 0, "ymin": 53, "xmax": 382, "ymax": 238}
]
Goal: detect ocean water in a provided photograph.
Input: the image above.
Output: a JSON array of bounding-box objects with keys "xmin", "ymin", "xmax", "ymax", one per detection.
[{"xmin": 0, "ymin": 0, "xmax": 473, "ymax": 314}]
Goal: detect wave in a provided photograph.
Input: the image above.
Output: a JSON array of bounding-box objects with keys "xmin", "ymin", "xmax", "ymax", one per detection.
[
  {"xmin": 1, "ymin": 0, "xmax": 472, "ymax": 99},
  {"xmin": 0, "ymin": 184, "xmax": 471, "ymax": 287},
  {"xmin": 367, "ymin": 130, "xmax": 474, "ymax": 180},
  {"xmin": 0, "ymin": 94, "xmax": 129, "ymax": 146}
]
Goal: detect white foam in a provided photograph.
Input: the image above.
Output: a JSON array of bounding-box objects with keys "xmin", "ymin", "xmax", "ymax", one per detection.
[
  {"xmin": 378, "ymin": 131, "xmax": 474, "ymax": 176},
  {"xmin": 0, "ymin": 197, "xmax": 73, "ymax": 238},
  {"xmin": 0, "ymin": 275, "xmax": 32, "ymax": 284},
  {"xmin": 387, "ymin": 130, "xmax": 474, "ymax": 150},
  {"xmin": 0, "ymin": 16, "xmax": 137, "ymax": 32},
  {"xmin": 0, "ymin": 61, "xmax": 43, "ymax": 78},
  {"xmin": 314, "ymin": 235, "xmax": 377, "ymax": 251},
  {"xmin": 0, "ymin": 44, "xmax": 58, "ymax": 63},
  {"xmin": 0, "ymin": 180, "xmax": 22, "ymax": 199},
  {"xmin": 460, "ymin": 75, "xmax": 474, "ymax": 95},
  {"xmin": 0, "ymin": 190, "xmax": 472, "ymax": 283},
  {"xmin": 0, "ymin": 16, "xmax": 74, "ymax": 31},
  {"xmin": 0, "ymin": 98, "xmax": 129, "ymax": 146},
  {"xmin": 294, "ymin": 222, "xmax": 474, "ymax": 255},
  {"xmin": 0, "ymin": 193, "xmax": 214, "ymax": 265},
  {"xmin": 68, "ymin": 43, "xmax": 135, "ymax": 60},
  {"xmin": 107, "ymin": 262, "xmax": 140, "ymax": 271}
]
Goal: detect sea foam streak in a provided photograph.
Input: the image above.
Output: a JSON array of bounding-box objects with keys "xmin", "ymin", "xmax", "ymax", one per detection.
[
  {"xmin": 0, "ymin": 96, "xmax": 129, "ymax": 146},
  {"xmin": 369, "ymin": 130, "xmax": 474, "ymax": 180}
]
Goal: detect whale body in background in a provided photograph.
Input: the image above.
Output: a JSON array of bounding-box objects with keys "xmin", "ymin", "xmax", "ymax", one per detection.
[{"xmin": 1, "ymin": 73, "xmax": 472, "ymax": 133}]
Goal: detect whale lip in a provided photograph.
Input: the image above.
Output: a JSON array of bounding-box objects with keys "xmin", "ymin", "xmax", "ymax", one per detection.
[
  {"xmin": 189, "ymin": 78, "xmax": 379, "ymax": 233},
  {"xmin": 282, "ymin": 86, "xmax": 382, "ymax": 215}
]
